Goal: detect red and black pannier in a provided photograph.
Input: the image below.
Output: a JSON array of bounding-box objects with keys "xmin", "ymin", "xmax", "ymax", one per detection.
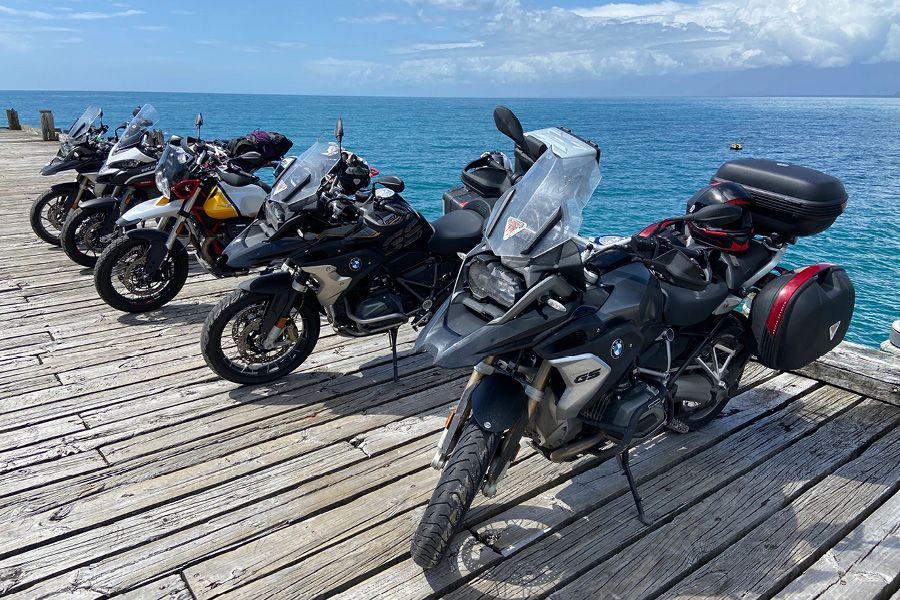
[{"xmin": 750, "ymin": 264, "xmax": 855, "ymax": 370}]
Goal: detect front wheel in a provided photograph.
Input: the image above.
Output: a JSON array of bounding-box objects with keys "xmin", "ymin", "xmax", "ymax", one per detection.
[
  {"xmin": 411, "ymin": 419, "xmax": 501, "ymax": 569},
  {"xmin": 94, "ymin": 236, "xmax": 189, "ymax": 312},
  {"xmin": 60, "ymin": 205, "xmax": 113, "ymax": 267},
  {"xmin": 200, "ymin": 289, "xmax": 321, "ymax": 385},
  {"xmin": 29, "ymin": 186, "xmax": 80, "ymax": 245}
]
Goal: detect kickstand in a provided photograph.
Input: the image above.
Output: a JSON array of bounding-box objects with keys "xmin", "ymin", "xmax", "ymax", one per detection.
[
  {"xmin": 388, "ymin": 327, "xmax": 399, "ymax": 383},
  {"xmin": 618, "ymin": 450, "xmax": 653, "ymax": 526}
]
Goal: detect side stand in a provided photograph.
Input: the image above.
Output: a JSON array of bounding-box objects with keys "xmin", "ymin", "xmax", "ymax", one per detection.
[
  {"xmin": 388, "ymin": 327, "xmax": 399, "ymax": 383},
  {"xmin": 618, "ymin": 449, "xmax": 653, "ymax": 526}
]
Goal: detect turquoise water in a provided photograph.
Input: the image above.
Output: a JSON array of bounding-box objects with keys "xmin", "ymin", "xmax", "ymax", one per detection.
[{"xmin": 3, "ymin": 91, "xmax": 898, "ymax": 347}]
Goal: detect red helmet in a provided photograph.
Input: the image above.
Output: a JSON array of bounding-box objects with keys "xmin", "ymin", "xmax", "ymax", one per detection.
[{"xmin": 686, "ymin": 182, "xmax": 753, "ymax": 252}]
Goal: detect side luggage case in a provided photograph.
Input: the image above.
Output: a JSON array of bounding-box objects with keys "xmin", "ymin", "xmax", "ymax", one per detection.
[{"xmin": 750, "ymin": 264, "xmax": 855, "ymax": 370}]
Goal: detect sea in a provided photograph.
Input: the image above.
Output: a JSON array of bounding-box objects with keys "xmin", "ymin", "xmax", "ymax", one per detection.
[{"xmin": 3, "ymin": 91, "xmax": 898, "ymax": 347}]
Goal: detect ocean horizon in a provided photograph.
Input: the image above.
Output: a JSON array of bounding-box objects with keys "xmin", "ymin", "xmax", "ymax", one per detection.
[{"xmin": 3, "ymin": 90, "xmax": 897, "ymax": 347}]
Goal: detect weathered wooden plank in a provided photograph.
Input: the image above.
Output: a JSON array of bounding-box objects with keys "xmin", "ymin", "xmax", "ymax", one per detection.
[
  {"xmin": 543, "ymin": 398, "xmax": 899, "ymax": 600},
  {"xmin": 435, "ymin": 385, "xmax": 863, "ymax": 600},
  {"xmin": 777, "ymin": 489, "xmax": 900, "ymax": 600},
  {"xmin": 3, "ymin": 435, "xmax": 440, "ymax": 597},
  {"xmin": 0, "ymin": 450, "xmax": 106, "ymax": 499},
  {"xmin": 798, "ymin": 341, "xmax": 900, "ymax": 406},
  {"xmin": 118, "ymin": 575, "xmax": 195, "ymax": 600},
  {"xmin": 654, "ymin": 424, "xmax": 900, "ymax": 600}
]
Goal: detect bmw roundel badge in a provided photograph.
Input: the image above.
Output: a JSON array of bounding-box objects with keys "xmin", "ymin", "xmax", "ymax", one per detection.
[
  {"xmin": 611, "ymin": 338, "xmax": 624, "ymax": 359},
  {"xmin": 349, "ymin": 257, "xmax": 362, "ymax": 271}
]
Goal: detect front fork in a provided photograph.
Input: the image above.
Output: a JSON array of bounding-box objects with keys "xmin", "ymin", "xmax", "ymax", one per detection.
[
  {"xmin": 260, "ymin": 263, "xmax": 309, "ymax": 350},
  {"xmin": 432, "ymin": 358, "xmax": 553, "ymax": 497}
]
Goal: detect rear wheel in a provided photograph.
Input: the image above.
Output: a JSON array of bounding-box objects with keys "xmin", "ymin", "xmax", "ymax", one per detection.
[
  {"xmin": 674, "ymin": 324, "xmax": 750, "ymax": 429},
  {"xmin": 94, "ymin": 236, "xmax": 189, "ymax": 312},
  {"xmin": 201, "ymin": 289, "xmax": 321, "ymax": 385},
  {"xmin": 411, "ymin": 419, "xmax": 501, "ymax": 569},
  {"xmin": 30, "ymin": 186, "xmax": 81, "ymax": 246},
  {"xmin": 60, "ymin": 206, "xmax": 113, "ymax": 267}
]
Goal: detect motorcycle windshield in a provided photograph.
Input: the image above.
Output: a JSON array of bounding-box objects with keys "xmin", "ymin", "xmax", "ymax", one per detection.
[
  {"xmin": 484, "ymin": 128, "xmax": 601, "ymax": 258},
  {"xmin": 268, "ymin": 140, "xmax": 340, "ymax": 209},
  {"xmin": 66, "ymin": 106, "xmax": 101, "ymax": 141},
  {"xmin": 110, "ymin": 103, "xmax": 158, "ymax": 156},
  {"xmin": 154, "ymin": 143, "xmax": 193, "ymax": 199}
]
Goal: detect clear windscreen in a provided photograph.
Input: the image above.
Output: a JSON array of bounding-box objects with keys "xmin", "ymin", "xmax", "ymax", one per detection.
[
  {"xmin": 268, "ymin": 140, "xmax": 340, "ymax": 208},
  {"xmin": 67, "ymin": 106, "xmax": 101, "ymax": 140},
  {"xmin": 154, "ymin": 143, "xmax": 193, "ymax": 199},
  {"xmin": 485, "ymin": 130, "xmax": 601, "ymax": 258},
  {"xmin": 110, "ymin": 103, "xmax": 158, "ymax": 157}
]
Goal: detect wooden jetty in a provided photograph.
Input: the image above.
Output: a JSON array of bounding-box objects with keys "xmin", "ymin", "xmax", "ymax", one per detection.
[{"xmin": 0, "ymin": 126, "xmax": 898, "ymax": 599}]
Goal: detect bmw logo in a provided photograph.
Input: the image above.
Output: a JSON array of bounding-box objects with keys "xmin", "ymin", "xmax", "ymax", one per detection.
[
  {"xmin": 349, "ymin": 257, "xmax": 362, "ymax": 271},
  {"xmin": 611, "ymin": 338, "xmax": 623, "ymax": 359}
]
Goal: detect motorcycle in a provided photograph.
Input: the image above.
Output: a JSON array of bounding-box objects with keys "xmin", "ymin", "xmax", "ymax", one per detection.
[
  {"xmin": 409, "ymin": 115, "xmax": 855, "ymax": 568},
  {"xmin": 441, "ymin": 105, "xmax": 545, "ymax": 217},
  {"xmin": 60, "ymin": 103, "xmax": 165, "ymax": 267},
  {"xmin": 199, "ymin": 117, "xmax": 488, "ymax": 385},
  {"xmin": 92, "ymin": 126, "xmax": 272, "ymax": 312},
  {"xmin": 29, "ymin": 106, "xmax": 113, "ymax": 245}
]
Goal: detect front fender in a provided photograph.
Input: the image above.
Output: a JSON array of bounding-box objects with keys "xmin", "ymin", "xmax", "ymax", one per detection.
[
  {"xmin": 238, "ymin": 271, "xmax": 317, "ymax": 334},
  {"xmin": 117, "ymin": 197, "xmax": 182, "ymax": 227},
  {"xmin": 79, "ymin": 196, "xmax": 119, "ymax": 210},
  {"xmin": 48, "ymin": 181, "xmax": 80, "ymax": 194},
  {"xmin": 238, "ymin": 270, "xmax": 293, "ymax": 295},
  {"xmin": 470, "ymin": 373, "xmax": 526, "ymax": 433}
]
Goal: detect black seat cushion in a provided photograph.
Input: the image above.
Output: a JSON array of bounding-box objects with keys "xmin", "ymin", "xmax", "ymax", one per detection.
[
  {"xmin": 429, "ymin": 209, "xmax": 484, "ymax": 256},
  {"xmin": 461, "ymin": 166, "xmax": 512, "ymax": 198},
  {"xmin": 719, "ymin": 240, "xmax": 770, "ymax": 290},
  {"xmin": 220, "ymin": 169, "xmax": 269, "ymax": 193},
  {"xmin": 660, "ymin": 279, "xmax": 729, "ymax": 327}
]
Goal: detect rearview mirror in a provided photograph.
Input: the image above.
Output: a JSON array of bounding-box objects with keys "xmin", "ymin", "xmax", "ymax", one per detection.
[
  {"xmin": 98, "ymin": 108, "xmax": 103, "ymax": 120},
  {"xmin": 376, "ymin": 175, "xmax": 404, "ymax": 193},
  {"xmin": 195, "ymin": 112, "xmax": 204, "ymax": 129},
  {"xmin": 167, "ymin": 134, "xmax": 182, "ymax": 146},
  {"xmin": 334, "ymin": 117, "xmax": 344, "ymax": 142},
  {"xmin": 117, "ymin": 121, "xmax": 128, "ymax": 130},
  {"xmin": 493, "ymin": 105, "xmax": 526, "ymax": 149},
  {"xmin": 686, "ymin": 203, "xmax": 744, "ymax": 225}
]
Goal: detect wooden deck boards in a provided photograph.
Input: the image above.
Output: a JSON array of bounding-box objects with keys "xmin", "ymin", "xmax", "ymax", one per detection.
[{"xmin": 0, "ymin": 127, "xmax": 898, "ymax": 599}]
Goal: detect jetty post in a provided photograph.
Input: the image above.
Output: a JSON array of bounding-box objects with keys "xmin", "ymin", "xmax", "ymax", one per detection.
[
  {"xmin": 5, "ymin": 108, "xmax": 21, "ymax": 130},
  {"xmin": 39, "ymin": 109, "xmax": 58, "ymax": 141}
]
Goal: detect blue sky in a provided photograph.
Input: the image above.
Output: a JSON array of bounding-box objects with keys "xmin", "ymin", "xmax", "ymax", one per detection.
[{"xmin": 1, "ymin": 0, "xmax": 898, "ymax": 96}]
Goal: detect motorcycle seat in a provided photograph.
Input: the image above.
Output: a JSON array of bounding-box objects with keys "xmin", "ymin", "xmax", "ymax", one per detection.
[
  {"xmin": 461, "ymin": 165, "xmax": 512, "ymax": 198},
  {"xmin": 220, "ymin": 169, "xmax": 271, "ymax": 194},
  {"xmin": 428, "ymin": 209, "xmax": 484, "ymax": 256},
  {"xmin": 660, "ymin": 279, "xmax": 729, "ymax": 327},
  {"xmin": 719, "ymin": 240, "xmax": 770, "ymax": 290}
]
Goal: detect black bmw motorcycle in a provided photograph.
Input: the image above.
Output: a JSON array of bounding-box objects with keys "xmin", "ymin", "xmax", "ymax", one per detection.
[
  {"xmin": 29, "ymin": 106, "xmax": 113, "ymax": 246},
  {"xmin": 200, "ymin": 118, "xmax": 489, "ymax": 385},
  {"xmin": 410, "ymin": 119, "xmax": 855, "ymax": 568}
]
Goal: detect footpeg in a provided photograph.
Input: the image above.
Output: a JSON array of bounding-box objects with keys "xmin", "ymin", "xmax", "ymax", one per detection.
[{"xmin": 667, "ymin": 418, "xmax": 689, "ymax": 434}]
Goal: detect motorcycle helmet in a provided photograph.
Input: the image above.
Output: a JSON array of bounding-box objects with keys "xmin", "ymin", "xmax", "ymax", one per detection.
[
  {"xmin": 339, "ymin": 152, "xmax": 371, "ymax": 194},
  {"xmin": 686, "ymin": 181, "xmax": 753, "ymax": 252}
]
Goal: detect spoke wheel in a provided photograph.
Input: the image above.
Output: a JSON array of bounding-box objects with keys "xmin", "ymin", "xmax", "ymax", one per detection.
[
  {"xmin": 94, "ymin": 236, "xmax": 189, "ymax": 312},
  {"xmin": 30, "ymin": 187, "xmax": 79, "ymax": 246},
  {"xmin": 201, "ymin": 290, "xmax": 320, "ymax": 385},
  {"xmin": 60, "ymin": 206, "xmax": 112, "ymax": 267}
]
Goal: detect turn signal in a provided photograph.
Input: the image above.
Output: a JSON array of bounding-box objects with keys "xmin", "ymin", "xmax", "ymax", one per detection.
[{"xmin": 444, "ymin": 409, "xmax": 456, "ymax": 429}]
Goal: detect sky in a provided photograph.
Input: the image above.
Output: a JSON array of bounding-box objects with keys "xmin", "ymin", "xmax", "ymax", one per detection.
[{"xmin": 1, "ymin": 0, "xmax": 899, "ymax": 97}]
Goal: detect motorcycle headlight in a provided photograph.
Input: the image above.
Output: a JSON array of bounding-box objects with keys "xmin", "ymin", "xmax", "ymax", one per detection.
[
  {"xmin": 468, "ymin": 259, "xmax": 526, "ymax": 308},
  {"xmin": 265, "ymin": 200, "xmax": 285, "ymax": 229},
  {"xmin": 155, "ymin": 171, "xmax": 170, "ymax": 199}
]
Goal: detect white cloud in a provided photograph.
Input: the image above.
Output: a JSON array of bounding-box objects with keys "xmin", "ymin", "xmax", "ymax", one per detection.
[
  {"xmin": 0, "ymin": 4, "xmax": 143, "ymax": 20},
  {"xmin": 391, "ymin": 40, "xmax": 485, "ymax": 54},
  {"xmin": 339, "ymin": 13, "xmax": 410, "ymax": 24},
  {"xmin": 352, "ymin": 0, "xmax": 900, "ymax": 86}
]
